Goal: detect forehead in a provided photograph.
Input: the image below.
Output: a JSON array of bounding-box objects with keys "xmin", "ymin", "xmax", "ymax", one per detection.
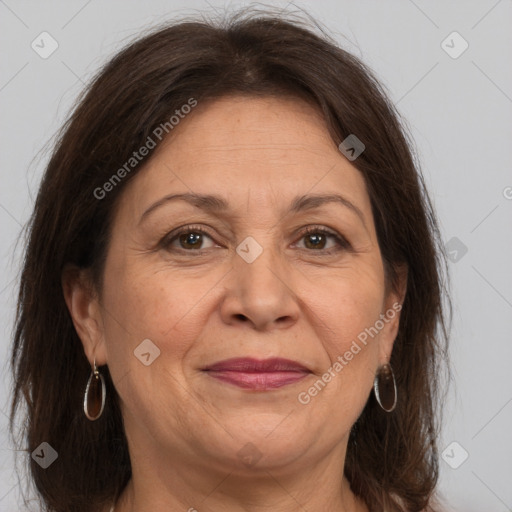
[
  {"xmin": 119, "ymin": 95, "xmax": 372, "ymax": 221},
  {"xmin": 158, "ymin": 95, "xmax": 342, "ymax": 164}
]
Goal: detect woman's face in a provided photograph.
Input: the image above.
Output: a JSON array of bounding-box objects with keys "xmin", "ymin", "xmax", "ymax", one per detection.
[{"xmin": 75, "ymin": 95, "xmax": 405, "ymax": 477}]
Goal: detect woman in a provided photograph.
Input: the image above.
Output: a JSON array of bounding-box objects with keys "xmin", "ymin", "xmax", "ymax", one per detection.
[{"xmin": 9, "ymin": 8, "xmax": 451, "ymax": 512}]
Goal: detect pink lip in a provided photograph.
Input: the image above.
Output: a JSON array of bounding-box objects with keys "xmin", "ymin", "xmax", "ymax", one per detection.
[{"xmin": 202, "ymin": 357, "xmax": 311, "ymax": 390}]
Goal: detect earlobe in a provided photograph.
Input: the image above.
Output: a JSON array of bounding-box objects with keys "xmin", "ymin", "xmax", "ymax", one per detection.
[{"xmin": 61, "ymin": 265, "xmax": 107, "ymax": 366}]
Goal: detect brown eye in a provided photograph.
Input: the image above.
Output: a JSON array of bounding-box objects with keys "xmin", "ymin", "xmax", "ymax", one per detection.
[
  {"xmin": 303, "ymin": 231, "xmax": 328, "ymax": 250},
  {"xmin": 296, "ymin": 226, "xmax": 350, "ymax": 253},
  {"xmin": 162, "ymin": 225, "xmax": 216, "ymax": 252},
  {"xmin": 177, "ymin": 232, "xmax": 205, "ymax": 250}
]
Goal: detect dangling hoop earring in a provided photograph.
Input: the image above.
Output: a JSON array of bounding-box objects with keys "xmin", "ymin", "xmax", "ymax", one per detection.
[
  {"xmin": 373, "ymin": 363, "xmax": 397, "ymax": 412},
  {"xmin": 84, "ymin": 357, "xmax": 106, "ymax": 420}
]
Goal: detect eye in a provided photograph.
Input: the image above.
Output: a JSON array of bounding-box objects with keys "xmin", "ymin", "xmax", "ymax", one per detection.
[
  {"xmin": 160, "ymin": 224, "xmax": 351, "ymax": 254},
  {"xmin": 161, "ymin": 224, "xmax": 217, "ymax": 252},
  {"xmin": 294, "ymin": 225, "xmax": 351, "ymax": 254}
]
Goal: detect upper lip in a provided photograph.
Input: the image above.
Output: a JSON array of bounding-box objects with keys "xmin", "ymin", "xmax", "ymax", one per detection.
[{"xmin": 202, "ymin": 357, "xmax": 311, "ymax": 373}]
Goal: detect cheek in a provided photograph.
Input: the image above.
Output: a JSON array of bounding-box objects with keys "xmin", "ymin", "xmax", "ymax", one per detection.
[
  {"xmin": 101, "ymin": 263, "xmax": 208, "ymax": 435},
  {"xmin": 298, "ymin": 264, "xmax": 384, "ymax": 411},
  {"xmin": 306, "ymin": 260, "xmax": 385, "ymax": 350},
  {"xmin": 102, "ymin": 254, "xmax": 218, "ymax": 345}
]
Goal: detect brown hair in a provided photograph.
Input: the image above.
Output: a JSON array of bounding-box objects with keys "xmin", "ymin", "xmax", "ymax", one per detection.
[{"xmin": 9, "ymin": 7, "xmax": 451, "ymax": 512}]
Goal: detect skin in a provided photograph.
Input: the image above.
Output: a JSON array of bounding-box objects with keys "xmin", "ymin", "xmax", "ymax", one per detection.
[{"xmin": 63, "ymin": 95, "xmax": 407, "ymax": 512}]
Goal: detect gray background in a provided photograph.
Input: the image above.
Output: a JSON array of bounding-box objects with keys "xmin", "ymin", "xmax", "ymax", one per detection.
[{"xmin": 1, "ymin": 0, "xmax": 511, "ymax": 510}]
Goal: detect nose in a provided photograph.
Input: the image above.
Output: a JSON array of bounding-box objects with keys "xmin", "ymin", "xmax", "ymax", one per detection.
[{"xmin": 219, "ymin": 241, "xmax": 300, "ymax": 331}]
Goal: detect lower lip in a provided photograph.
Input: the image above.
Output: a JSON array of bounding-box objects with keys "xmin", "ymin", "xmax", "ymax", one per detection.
[{"xmin": 204, "ymin": 370, "xmax": 310, "ymax": 390}]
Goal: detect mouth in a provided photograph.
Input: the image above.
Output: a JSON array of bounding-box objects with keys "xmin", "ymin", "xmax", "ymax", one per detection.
[{"xmin": 201, "ymin": 357, "xmax": 312, "ymax": 391}]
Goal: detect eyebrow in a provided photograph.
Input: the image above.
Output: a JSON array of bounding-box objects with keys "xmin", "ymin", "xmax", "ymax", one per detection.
[{"xmin": 138, "ymin": 192, "xmax": 367, "ymax": 229}]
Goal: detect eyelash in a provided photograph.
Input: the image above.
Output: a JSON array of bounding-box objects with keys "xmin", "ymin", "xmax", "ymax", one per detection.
[{"xmin": 160, "ymin": 224, "xmax": 351, "ymax": 255}]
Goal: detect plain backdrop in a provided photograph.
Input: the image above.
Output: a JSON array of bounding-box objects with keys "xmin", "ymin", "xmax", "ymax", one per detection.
[{"xmin": 1, "ymin": 1, "xmax": 511, "ymax": 510}]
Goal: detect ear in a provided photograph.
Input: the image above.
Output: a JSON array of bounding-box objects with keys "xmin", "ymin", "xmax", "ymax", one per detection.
[
  {"xmin": 379, "ymin": 263, "xmax": 408, "ymax": 363},
  {"xmin": 61, "ymin": 264, "xmax": 108, "ymax": 366}
]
